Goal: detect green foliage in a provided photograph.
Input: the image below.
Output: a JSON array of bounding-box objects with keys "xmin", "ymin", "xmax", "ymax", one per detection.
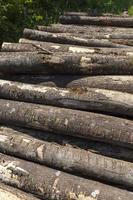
[{"xmin": 0, "ymin": 0, "xmax": 133, "ymax": 43}]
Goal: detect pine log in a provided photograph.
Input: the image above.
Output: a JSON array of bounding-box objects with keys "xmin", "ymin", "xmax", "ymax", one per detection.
[
  {"xmin": 1, "ymin": 126, "xmax": 133, "ymax": 188},
  {"xmin": 37, "ymin": 24, "xmax": 133, "ymax": 34},
  {"xmin": 0, "ymin": 99, "xmax": 133, "ymax": 148},
  {"xmin": 0, "ymin": 183, "xmax": 39, "ymax": 200},
  {"xmin": 1, "ymin": 75, "xmax": 133, "ymax": 94},
  {"xmin": 59, "ymin": 15, "xmax": 133, "ymax": 27},
  {"xmin": 2, "ymin": 42, "xmax": 133, "ymax": 56},
  {"xmin": 1, "ymin": 52, "xmax": 133, "ymax": 75},
  {"xmin": 23, "ymin": 29, "xmax": 127, "ymax": 47},
  {"xmin": 0, "ymin": 153, "xmax": 133, "ymax": 200},
  {"xmin": 0, "ymin": 79, "xmax": 133, "ymax": 117}
]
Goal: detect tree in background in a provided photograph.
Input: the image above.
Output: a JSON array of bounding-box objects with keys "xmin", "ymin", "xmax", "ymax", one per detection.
[{"xmin": 0, "ymin": 0, "xmax": 133, "ymax": 43}]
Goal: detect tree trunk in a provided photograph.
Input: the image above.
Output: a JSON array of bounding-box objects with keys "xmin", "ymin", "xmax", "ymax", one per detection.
[
  {"xmin": 0, "ymin": 79, "xmax": 133, "ymax": 118},
  {"xmin": 36, "ymin": 26, "xmax": 133, "ymax": 40},
  {"xmin": 59, "ymin": 15, "xmax": 133, "ymax": 27},
  {"xmin": 63, "ymin": 12, "xmax": 129, "ymax": 17},
  {"xmin": 2, "ymin": 42, "xmax": 133, "ymax": 56},
  {"xmin": 1, "ymin": 126, "xmax": 133, "ymax": 188},
  {"xmin": 1, "ymin": 75, "xmax": 133, "ymax": 94},
  {"xmin": 111, "ymin": 39, "xmax": 133, "ymax": 46},
  {"xmin": 37, "ymin": 24, "xmax": 133, "ymax": 34},
  {"xmin": 1, "ymin": 52, "xmax": 133, "ymax": 75},
  {"xmin": 0, "ymin": 153, "xmax": 133, "ymax": 200},
  {"xmin": 1, "ymin": 125, "xmax": 133, "ymax": 162},
  {"xmin": 23, "ymin": 29, "xmax": 127, "ymax": 47},
  {"xmin": 0, "ymin": 99, "xmax": 133, "ymax": 148},
  {"xmin": 0, "ymin": 183, "xmax": 39, "ymax": 200}
]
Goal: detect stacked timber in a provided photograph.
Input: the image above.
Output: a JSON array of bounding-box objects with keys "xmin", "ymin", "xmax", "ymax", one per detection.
[{"xmin": 0, "ymin": 12, "xmax": 133, "ymax": 200}]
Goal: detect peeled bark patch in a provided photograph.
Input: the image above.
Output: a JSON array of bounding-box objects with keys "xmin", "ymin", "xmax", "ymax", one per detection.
[
  {"xmin": 0, "ymin": 99, "xmax": 133, "ymax": 148},
  {"xmin": 1, "ymin": 126, "xmax": 133, "ymax": 188},
  {"xmin": 0, "ymin": 79, "xmax": 133, "ymax": 118},
  {"xmin": 0, "ymin": 153, "xmax": 133, "ymax": 200}
]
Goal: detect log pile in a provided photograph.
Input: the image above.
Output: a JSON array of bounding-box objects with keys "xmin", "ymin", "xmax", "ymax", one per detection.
[{"xmin": 0, "ymin": 12, "xmax": 133, "ymax": 200}]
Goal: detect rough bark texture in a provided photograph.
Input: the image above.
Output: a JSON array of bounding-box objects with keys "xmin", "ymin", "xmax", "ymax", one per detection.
[
  {"xmin": 0, "ymin": 183, "xmax": 39, "ymax": 200},
  {"xmin": 1, "ymin": 52, "xmax": 133, "ymax": 75},
  {"xmin": 59, "ymin": 15, "xmax": 133, "ymax": 27},
  {"xmin": 3, "ymin": 125, "xmax": 133, "ymax": 162},
  {"xmin": 1, "ymin": 126, "xmax": 133, "ymax": 188},
  {"xmin": 0, "ymin": 79, "xmax": 133, "ymax": 117},
  {"xmin": 1, "ymin": 75, "xmax": 133, "ymax": 94},
  {"xmin": 0, "ymin": 99, "xmax": 133, "ymax": 148},
  {"xmin": 23, "ymin": 29, "xmax": 127, "ymax": 47},
  {"xmin": 0, "ymin": 153, "xmax": 133, "ymax": 200},
  {"xmin": 2, "ymin": 42, "xmax": 133, "ymax": 56},
  {"xmin": 37, "ymin": 24, "xmax": 133, "ymax": 34}
]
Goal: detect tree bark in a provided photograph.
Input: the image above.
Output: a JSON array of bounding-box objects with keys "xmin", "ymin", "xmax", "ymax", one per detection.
[
  {"xmin": 1, "ymin": 75, "xmax": 133, "ymax": 94},
  {"xmin": 0, "ymin": 99, "xmax": 133, "ymax": 148},
  {"xmin": 59, "ymin": 15, "xmax": 133, "ymax": 27},
  {"xmin": 63, "ymin": 12, "xmax": 130, "ymax": 17},
  {"xmin": 1, "ymin": 126, "xmax": 133, "ymax": 188},
  {"xmin": 0, "ymin": 153, "xmax": 133, "ymax": 200},
  {"xmin": 23, "ymin": 29, "xmax": 127, "ymax": 47},
  {"xmin": 0, "ymin": 79, "xmax": 133, "ymax": 118},
  {"xmin": 36, "ymin": 26, "xmax": 133, "ymax": 40},
  {"xmin": 1, "ymin": 52, "xmax": 133, "ymax": 75},
  {"xmin": 0, "ymin": 183, "xmax": 39, "ymax": 200},
  {"xmin": 37, "ymin": 24, "xmax": 133, "ymax": 34},
  {"xmin": 2, "ymin": 42, "xmax": 133, "ymax": 56},
  {"xmin": 3, "ymin": 125, "xmax": 133, "ymax": 162}
]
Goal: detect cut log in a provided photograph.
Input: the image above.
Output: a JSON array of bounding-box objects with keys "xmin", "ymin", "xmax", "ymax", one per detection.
[
  {"xmin": 37, "ymin": 24, "xmax": 133, "ymax": 34},
  {"xmin": 0, "ymin": 153, "xmax": 133, "ymax": 200},
  {"xmin": 0, "ymin": 99, "xmax": 133, "ymax": 148},
  {"xmin": 1, "ymin": 52, "xmax": 133, "ymax": 75},
  {"xmin": 2, "ymin": 42, "xmax": 133, "ymax": 56},
  {"xmin": 0, "ymin": 79, "xmax": 133, "ymax": 117},
  {"xmin": 23, "ymin": 29, "xmax": 127, "ymax": 47},
  {"xmin": 59, "ymin": 15, "xmax": 133, "ymax": 27},
  {"xmin": 1, "ymin": 75, "xmax": 133, "ymax": 94},
  {"xmin": 63, "ymin": 12, "xmax": 130, "ymax": 17},
  {"xmin": 0, "ymin": 183, "xmax": 39, "ymax": 200},
  {"xmin": 1, "ymin": 126, "xmax": 133, "ymax": 188},
  {"xmin": 2, "ymin": 125, "xmax": 133, "ymax": 162}
]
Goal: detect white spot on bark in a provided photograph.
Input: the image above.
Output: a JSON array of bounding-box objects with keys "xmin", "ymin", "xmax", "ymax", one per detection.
[
  {"xmin": 81, "ymin": 56, "xmax": 92, "ymax": 64},
  {"xmin": 23, "ymin": 138, "xmax": 30, "ymax": 143},
  {"xmin": 0, "ymin": 135, "xmax": 8, "ymax": 142},
  {"xmin": 73, "ymin": 37, "xmax": 88, "ymax": 42},
  {"xmin": 91, "ymin": 190, "xmax": 100, "ymax": 198},
  {"xmin": 51, "ymin": 45, "xmax": 61, "ymax": 49},
  {"xmin": 69, "ymin": 47, "xmax": 95, "ymax": 54},
  {"xmin": 105, "ymin": 34, "xmax": 111, "ymax": 39},
  {"xmin": 64, "ymin": 119, "xmax": 68, "ymax": 126},
  {"xmin": 55, "ymin": 171, "xmax": 61, "ymax": 177},
  {"xmin": 37, "ymin": 144, "xmax": 44, "ymax": 160},
  {"xmin": 126, "ymin": 52, "xmax": 133, "ymax": 56},
  {"xmin": 0, "ymin": 188, "xmax": 21, "ymax": 200}
]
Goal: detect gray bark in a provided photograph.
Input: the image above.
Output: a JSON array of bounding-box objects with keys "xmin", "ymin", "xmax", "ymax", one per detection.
[
  {"xmin": 0, "ymin": 79, "xmax": 133, "ymax": 118},
  {"xmin": 23, "ymin": 29, "xmax": 127, "ymax": 47},
  {"xmin": 2, "ymin": 42, "xmax": 133, "ymax": 56},
  {"xmin": 0, "ymin": 153, "xmax": 133, "ymax": 200},
  {"xmin": 37, "ymin": 24, "xmax": 133, "ymax": 34},
  {"xmin": 1, "ymin": 126, "xmax": 133, "ymax": 188},
  {"xmin": 0, "ymin": 99, "xmax": 133, "ymax": 148},
  {"xmin": 0, "ymin": 183, "xmax": 39, "ymax": 200},
  {"xmin": 1, "ymin": 75, "xmax": 133, "ymax": 94},
  {"xmin": 1, "ymin": 52, "xmax": 133, "ymax": 75},
  {"xmin": 59, "ymin": 15, "xmax": 133, "ymax": 27}
]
